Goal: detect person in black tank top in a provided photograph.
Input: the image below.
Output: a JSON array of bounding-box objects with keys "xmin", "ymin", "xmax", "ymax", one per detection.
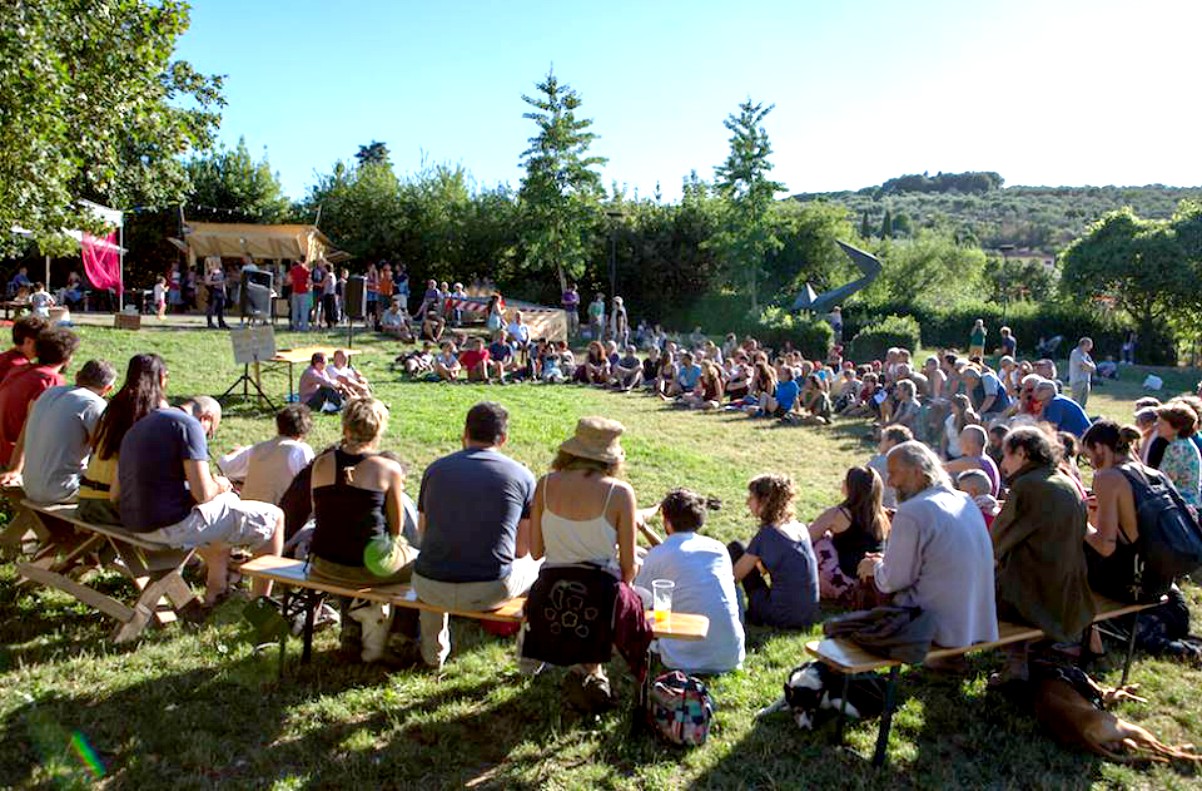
[
  {"xmin": 308, "ymin": 398, "xmax": 418, "ymax": 664},
  {"xmin": 808, "ymin": 466, "xmax": 889, "ymax": 602}
]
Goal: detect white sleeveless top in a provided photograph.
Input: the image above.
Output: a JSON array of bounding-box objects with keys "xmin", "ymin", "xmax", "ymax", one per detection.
[{"xmin": 541, "ymin": 478, "xmax": 619, "ymax": 571}]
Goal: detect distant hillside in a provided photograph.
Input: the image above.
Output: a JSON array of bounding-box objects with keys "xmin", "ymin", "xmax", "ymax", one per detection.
[{"xmin": 792, "ymin": 173, "xmax": 1202, "ymax": 251}]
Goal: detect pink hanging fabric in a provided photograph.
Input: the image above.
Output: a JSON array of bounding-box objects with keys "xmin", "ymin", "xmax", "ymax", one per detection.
[{"xmin": 81, "ymin": 232, "xmax": 123, "ymax": 294}]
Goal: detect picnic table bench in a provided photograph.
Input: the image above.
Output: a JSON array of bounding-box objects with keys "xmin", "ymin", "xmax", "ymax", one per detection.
[
  {"xmin": 240, "ymin": 554, "xmax": 710, "ymax": 665},
  {"xmin": 14, "ymin": 501, "xmax": 200, "ymax": 643},
  {"xmin": 805, "ymin": 594, "xmax": 1165, "ymax": 767}
]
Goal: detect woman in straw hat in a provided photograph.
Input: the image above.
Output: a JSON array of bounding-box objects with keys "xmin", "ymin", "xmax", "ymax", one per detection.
[{"xmin": 527, "ymin": 416, "xmax": 646, "ymax": 705}]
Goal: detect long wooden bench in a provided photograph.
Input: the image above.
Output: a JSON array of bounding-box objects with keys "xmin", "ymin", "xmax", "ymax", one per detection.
[
  {"xmin": 240, "ymin": 554, "xmax": 711, "ymax": 664},
  {"xmin": 15, "ymin": 501, "xmax": 200, "ymax": 643},
  {"xmin": 805, "ymin": 595, "xmax": 1164, "ymax": 767},
  {"xmin": 0, "ymin": 486, "xmax": 47, "ymax": 559}
]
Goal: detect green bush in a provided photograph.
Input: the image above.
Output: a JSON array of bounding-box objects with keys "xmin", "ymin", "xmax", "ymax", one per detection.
[
  {"xmin": 849, "ymin": 314, "xmax": 922, "ymax": 361},
  {"xmin": 754, "ymin": 307, "xmax": 833, "ymax": 359}
]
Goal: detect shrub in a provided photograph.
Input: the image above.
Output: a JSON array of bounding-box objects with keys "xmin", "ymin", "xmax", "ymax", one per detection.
[
  {"xmin": 849, "ymin": 315, "xmax": 922, "ymax": 362},
  {"xmin": 754, "ymin": 307, "xmax": 833, "ymax": 359}
]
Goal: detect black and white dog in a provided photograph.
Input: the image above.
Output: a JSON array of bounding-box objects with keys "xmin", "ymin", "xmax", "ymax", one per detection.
[{"xmin": 757, "ymin": 661, "xmax": 886, "ymax": 730}]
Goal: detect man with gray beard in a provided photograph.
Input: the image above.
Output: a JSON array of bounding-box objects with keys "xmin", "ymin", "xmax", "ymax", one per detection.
[{"xmin": 857, "ymin": 441, "xmax": 998, "ymax": 651}]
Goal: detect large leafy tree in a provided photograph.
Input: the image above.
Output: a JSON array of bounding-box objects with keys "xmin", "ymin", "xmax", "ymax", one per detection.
[
  {"xmin": 518, "ymin": 69, "xmax": 606, "ymax": 291},
  {"xmin": 355, "ymin": 141, "xmax": 390, "ymax": 167},
  {"xmin": 713, "ymin": 99, "xmax": 784, "ymax": 311},
  {"xmin": 0, "ymin": 0, "xmax": 223, "ymax": 251},
  {"xmin": 1060, "ymin": 208, "xmax": 1189, "ymax": 343},
  {"xmin": 186, "ymin": 138, "xmax": 290, "ymax": 222}
]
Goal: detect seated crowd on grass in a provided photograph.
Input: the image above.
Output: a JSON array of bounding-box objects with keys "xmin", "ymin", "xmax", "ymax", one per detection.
[{"xmin": 1, "ymin": 310, "xmax": 1200, "ymax": 713}]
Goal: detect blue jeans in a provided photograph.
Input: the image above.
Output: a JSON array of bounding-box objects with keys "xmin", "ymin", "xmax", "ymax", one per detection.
[{"xmin": 291, "ymin": 293, "xmax": 312, "ymax": 330}]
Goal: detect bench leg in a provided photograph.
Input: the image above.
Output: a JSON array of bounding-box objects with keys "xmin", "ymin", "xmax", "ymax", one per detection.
[
  {"xmin": 872, "ymin": 666, "xmax": 901, "ymax": 769},
  {"xmin": 1120, "ymin": 612, "xmax": 1140, "ymax": 688},
  {"xmin": 302, "ymin": 593, "xmax": 318, "ymax": 663},
  {"xmin": 833, "ymin": 672, "xmax": 852, "ymax": 745}
]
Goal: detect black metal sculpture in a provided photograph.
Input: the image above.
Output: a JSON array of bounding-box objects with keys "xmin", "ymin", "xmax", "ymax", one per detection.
[{"xmin": 792, "ymin": 241, "xmax": 882, "ymax": 314}]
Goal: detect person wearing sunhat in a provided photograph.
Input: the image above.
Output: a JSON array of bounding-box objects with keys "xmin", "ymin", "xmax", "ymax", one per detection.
[{"xmin": 524, "ymin": 416, "xmax": 650, "ymax": 706}]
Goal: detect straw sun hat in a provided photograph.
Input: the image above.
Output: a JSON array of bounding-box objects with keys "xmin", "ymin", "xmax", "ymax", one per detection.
[{"xmin": 558, "ymin": 416, "xmax": 626, "ymax": 464}]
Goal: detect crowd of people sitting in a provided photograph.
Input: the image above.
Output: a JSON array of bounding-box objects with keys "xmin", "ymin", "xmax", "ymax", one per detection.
[{"xmin": 1, "ymin": 310, "xmax": 1200, "ymax": 717}]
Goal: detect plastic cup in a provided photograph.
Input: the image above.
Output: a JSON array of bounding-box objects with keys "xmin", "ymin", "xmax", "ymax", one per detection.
[{"xmin": 652, "ymin": 579, "xmax": 675, "ymax": 622}]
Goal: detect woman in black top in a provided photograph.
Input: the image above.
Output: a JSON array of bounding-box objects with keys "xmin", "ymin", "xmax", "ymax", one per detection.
[
  {"xmin": 807, "ymin": 466, "xmax": 890, "ymax": 602},
  {"xmin": 309, "ymin": 397, "xmax": 418, "ymax": 663}
]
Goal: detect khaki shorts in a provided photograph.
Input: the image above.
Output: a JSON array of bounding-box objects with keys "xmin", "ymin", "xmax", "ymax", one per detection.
[{"xmin": 142, "ymin": 491, "xmax": 280, "ymax": 550}]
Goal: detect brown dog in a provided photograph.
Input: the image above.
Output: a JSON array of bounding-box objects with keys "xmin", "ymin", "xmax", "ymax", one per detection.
[{"xmin": 1034, "ymin": 675, "xmax": 1202, "ymax": 764}]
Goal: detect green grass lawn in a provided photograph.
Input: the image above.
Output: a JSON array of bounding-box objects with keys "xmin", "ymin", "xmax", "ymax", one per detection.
[{"xmin": 1, "ymin": 325, "xmax": 1201, "ymax": 789}]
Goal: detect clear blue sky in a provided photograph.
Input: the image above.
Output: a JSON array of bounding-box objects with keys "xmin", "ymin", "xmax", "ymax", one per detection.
[{"xmin": 176, "ymin": 0, "xmax": 1202, "ymax": 201}]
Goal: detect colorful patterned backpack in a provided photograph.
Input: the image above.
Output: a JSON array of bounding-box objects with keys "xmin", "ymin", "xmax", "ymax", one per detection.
[{"xmin": 646, "ymin": 670, "xmax": 714, "ymax": 747}]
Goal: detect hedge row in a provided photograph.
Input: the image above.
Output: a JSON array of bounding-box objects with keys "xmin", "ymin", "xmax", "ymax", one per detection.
[
  {"xmin": 849, "ymin": 315, "xmax": 922, "ymax": 362},
  {"xmin": 843, "ymin": 300, "xmax": 1170, "ymax": 364}
]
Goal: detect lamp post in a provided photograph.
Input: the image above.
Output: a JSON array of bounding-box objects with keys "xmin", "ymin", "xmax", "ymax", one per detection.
[{"xmin": 605, "ymin": 209, "xmax": 624, "ymax": 300}]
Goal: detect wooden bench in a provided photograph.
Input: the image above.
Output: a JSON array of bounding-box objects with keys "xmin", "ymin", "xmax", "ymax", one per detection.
[
  {"xmin": 0, "ymin": 486, "xmax": 48, "ymax": 559},
  {"xmin": 805, "ymin": 595, "xmax": 1164, "ymax": 768},
  {"xmin": 14, "ymin": 501, "xmax": 200, "ymax": 643},
  {"xmin": 240, "ymin": 554, "xmax": 710, "ymax": 664}
]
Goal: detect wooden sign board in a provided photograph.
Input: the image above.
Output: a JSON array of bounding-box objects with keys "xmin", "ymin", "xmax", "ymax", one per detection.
[{"xmin": 230, "ymin": 325, "xmax": 277, "ymax": 365}]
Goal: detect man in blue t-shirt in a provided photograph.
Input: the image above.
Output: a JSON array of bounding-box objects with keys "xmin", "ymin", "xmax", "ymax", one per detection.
[
  {"xmin": 413, "ymin": 402, "xmax": 539, "ymax": 669},
  {"xmin": 672, "ymin": 352, "xmax": 702, "ymax": 396},
  {"xmin": 117, "ymin": 396, "xmax": 284, "ymax": 605},
  {"xmin": 1034, "ymin": 379, "xmax": 1091, "ymax": 437}
]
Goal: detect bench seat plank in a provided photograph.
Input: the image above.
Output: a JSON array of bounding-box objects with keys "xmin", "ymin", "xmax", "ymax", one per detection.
[
  {"xmin": 240, "ymin": 554, "xmax": 710, "ymax": 641},
  {"xmin": 806, "ymin": 594, "xmax": 1165, "ymax": 673},
  {"xmin": 21, "ymin": 501, "xmax": 167, "ymax": 552}
]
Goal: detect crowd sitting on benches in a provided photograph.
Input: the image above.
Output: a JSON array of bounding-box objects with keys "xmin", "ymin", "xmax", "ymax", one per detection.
[{"xmin": 1, "ymin": 312, "xmax": 1200, "ymax": 713}]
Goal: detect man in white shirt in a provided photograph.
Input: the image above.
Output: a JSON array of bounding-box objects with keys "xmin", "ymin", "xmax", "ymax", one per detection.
[
  {"xmin": 0, "ymin": 360, "xmax": 117, "ymax": 502},
  {"xmin": 1068, "ymin": 337, "xmax": 1097, "ymax": 409},
  {"xmin": 859, "ymin": 441, "xmax": 997, "ymax": 651},
  {"xmin": 635, "ymin": 489, "xmax": 744, "ymax": 674},
  {"xmin": 328, "ymin": 349, "xmax": 370, "ymax": 398},
  {"xmin": 241, "ymin": 405, "xmax": 316, "ymax": 506}
]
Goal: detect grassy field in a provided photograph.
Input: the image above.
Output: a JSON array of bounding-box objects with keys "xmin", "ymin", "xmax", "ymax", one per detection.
[{"xmin": 2, "ymin": 324, "xmax": 1201, "ymax": 789}]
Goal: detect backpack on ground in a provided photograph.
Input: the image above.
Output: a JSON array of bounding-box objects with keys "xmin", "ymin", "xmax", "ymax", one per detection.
[
  {"xmin": 645, "ymin": 670, "xmax": 714, "ymax": 747},
  {"xmin": 1120, "ymin": 464, "xmax": 1202, "ymax": 590}
]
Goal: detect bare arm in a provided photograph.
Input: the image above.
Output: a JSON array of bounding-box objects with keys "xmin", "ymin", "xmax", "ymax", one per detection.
[
  {"xmin": 807, "ymin": 505, "xmax": 849, "ymax": 542},
  {"xmin": 529, "ymin": 477, "xmax": 546, "ymax": 561},
  {"xmin": 732, "ymin": 549, "xmax": 761, "ymax": 582},
  {"xmin": 614, "ymin": 484, "xmax": 637, "ymax": 584},
  {"xmin": 1085, "ymin": 469, "xmax": 1122, "ymax": 557},
  {"xmin": 183, "ymin": 459, "xmax": 228, "ymax": 506}
]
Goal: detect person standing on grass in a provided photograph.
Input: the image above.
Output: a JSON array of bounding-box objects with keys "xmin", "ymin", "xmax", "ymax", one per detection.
[
  {"xmin": 728, "ymin": 473, "xmax": 820, "ymax": 629},
  {"xmin": 858, "ymin": 441, "xmax": 997, "ymax": 653},
  {"xmin": 204, "ymin": 257, "xmax": 229, "ymax": 330},
  {"xmin": 998, "ymin": 326, "xmax": 1017, "ymax": 357},
  {"xmin": 153, "ymin": 275, "xmax": 168, "ymax": 320},
  {"xmin": 412, "ymin": 402, "xmax": 540, "ymax": 670},
  {"xmin": 289, "ymin": 258, "xmax": 312, "ymax": 331},
  {"xmin": 116, "ymin": 396, "xmax": 284, "ymax": 608},
  {"xmin": 1068, "ymin": 337, "xmax": 1097, "ymax": 409},
  {"xmin": 562, "ymin": 283, "xmax": 580, "ymax": 336},
  {"xmin": 0, "ymin": 315, "xmax": 48, "ymax": 382},
  {"xmin": 0, "ymin": 360, "xmax": 117, "ymax": 502},
  {"xmin": 587, "ymin": 293, "xmax": 606, "ymax": 340},
  {"xmin": 968, "ymin": 319, "xmax": 987, "ymax": 359},
  {"xmin": 0, "ymin": 328, "xmax": 78, "ymax": 469}
]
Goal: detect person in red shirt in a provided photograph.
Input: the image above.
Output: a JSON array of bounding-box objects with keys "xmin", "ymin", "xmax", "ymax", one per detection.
[
  {"xmin": 0, "ymin": 327, "xmax": 79, "ymax": 468},
  {"xmin": 0, "ymin": 315, "xmax": 49, "ymax": 384},
  {"xmin": 289, "ymin": 259, "xmax": 312, "ymax": 331},
  {"xmin": 458, "ymin": 337, "xmax": 492, "ymax": 382}
]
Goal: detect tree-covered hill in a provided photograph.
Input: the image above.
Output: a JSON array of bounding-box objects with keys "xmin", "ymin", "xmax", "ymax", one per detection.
[{"xmin": 792, "ymin": 174, "xmax": 1202, "ymax": 251}]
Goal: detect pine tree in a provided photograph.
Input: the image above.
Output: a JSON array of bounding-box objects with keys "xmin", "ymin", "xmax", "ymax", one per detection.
[
  {"xmin": 860, "ymin": 210, "xmax": 872, "ymax": 239},
  {"xmin": 880, "ymin": 208, "xmax": 894, "ymax": 239},
  {"xmin": 518, "ymin": 69, "xmax": 607, "ymax": 290},
  {"xmin": 714, "ymin": 99, "xmax": 785, "ymax": 311}
]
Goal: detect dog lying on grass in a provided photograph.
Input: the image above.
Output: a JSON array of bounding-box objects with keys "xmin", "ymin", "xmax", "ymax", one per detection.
[
  {"xmin": 757, "ymin": 662, "xmax": 886, "ymax": 730},
  {"xmin": 1034, "ymin": 667, "xmax": 1202, "ymax": 764}
]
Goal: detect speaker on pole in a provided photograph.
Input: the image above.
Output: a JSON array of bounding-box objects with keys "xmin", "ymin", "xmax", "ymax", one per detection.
[
  {"xmin": 344, "ymin": 275, "xmax": 368, "ymax": 320},
  {"xmin": 240, "ymin": 269, "xmax": 273, "ymax": 323}
]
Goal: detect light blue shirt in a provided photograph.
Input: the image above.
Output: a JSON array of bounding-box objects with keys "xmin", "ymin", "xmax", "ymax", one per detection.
[{"xmin": 636, "ymin": 531, "xmax": 745, "ymax": 673}]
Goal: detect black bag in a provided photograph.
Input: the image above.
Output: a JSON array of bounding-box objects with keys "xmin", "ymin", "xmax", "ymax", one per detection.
[{"xmin": 1120, "ymin": 465, "xmax": 1202, "ymax": 585}]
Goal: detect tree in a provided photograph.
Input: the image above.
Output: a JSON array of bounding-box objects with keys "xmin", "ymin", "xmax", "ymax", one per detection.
[
  {"xmin": 355, "ymin": 142, "xmax": 390, "ymax": 167},
  {"xmin": 859, "ymin": 210, "xmax": 872, "ymax": 240},
  {"xmin": 713, "ymin": 99, "xmax": 784, "ymax": 311},
  {"xmin": 186, "ymin": 138, "xmax": 290, "ymax": 222},
  {"xmin": 517, "ymin": 69, "xmax": 607, "ymax": 290},
  {"xmin": 0, "ymin": 0, "xmax": 223, "ymax": 252},
  {"xmin": 304, "ymin": 159, "xmax": 406, "ymax": 264},
  {"xmin": 1060, "ymin": 208, "xmax": 1189, "ymax": 345},
  {"xmin": 880, "ymin": 208, "xmax": 893, "ymax": 239}
]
